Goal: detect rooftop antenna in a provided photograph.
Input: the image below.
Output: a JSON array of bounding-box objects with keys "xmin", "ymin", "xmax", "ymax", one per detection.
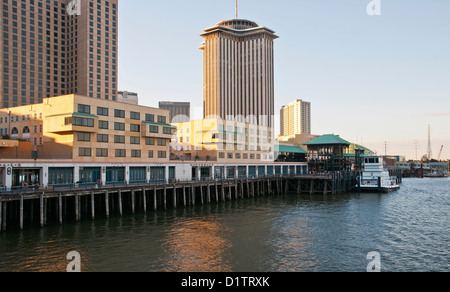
[{"xmin": 235, "ymin": 0, "xmax": 238, "ymax": 19}]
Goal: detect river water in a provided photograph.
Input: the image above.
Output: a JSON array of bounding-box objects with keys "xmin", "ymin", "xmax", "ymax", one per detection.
[{"xmin": 0, "ymin": 178, "xmax": 448, "ymax": 272}]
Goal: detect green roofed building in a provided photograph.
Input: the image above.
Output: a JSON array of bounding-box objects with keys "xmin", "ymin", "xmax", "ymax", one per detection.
[
  {"xmin": 304, "ymin": 134, "xmax": 352, "ymax": 172},
  {"xmin": 275, "ymin": 144, "xmax": 307, "ymax": 162}
]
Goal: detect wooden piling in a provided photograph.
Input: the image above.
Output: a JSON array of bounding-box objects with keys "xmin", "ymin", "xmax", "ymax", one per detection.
[
  {"xmin": 173, "ymin": 185, "xmax": 177, "ymax": 208},
  {"xmin": 59, "ymin": 193, "xmax": 63, "ymax": 224},
  {"xmin": 1, "ymin": 200, "xmax": 6, "ymax": 231},
  {"xmin": 118, "ymin": 190, "xmax": 123, "ymax": 216},
  {"xmin": 20, "ymin": 195, "xmax": 24, "ymax": 230},
  {"xmin": 153, "ymin": 187, "xmax": 157, "ymax": 211},
  {"xmin": 142, "ymin": 189, "xmax": 147, "ymax": 213},
  {"xmin": 105, "ymin": 191, "xmax": 110, "ymax": 218},
  {"xmin": 91, "ymin": 192, "xmax": 95, "ymax": 219},
  {"xmin": 0, "ymin": 199, "xmax": 2, "ymax": 231},
  {"xmin": 40, "ymin": 193, "xmax": 44, "ymax": 227},
  {"xmin": 131, "ymin": 190, "xmax": 135, "ymax": 214},
  {"xmin": 75, "ymin": 193, "xmax": 79, "ymax": 221},
  {"xmin": 183, "ymin": 186, "xmax": 187, "ymax": 207}
]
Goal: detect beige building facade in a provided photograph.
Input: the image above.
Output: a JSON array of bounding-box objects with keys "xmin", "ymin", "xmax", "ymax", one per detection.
[
  {"xmin": 0, "ymin": 0, "xmax": 119, "ymax": 108},
  {"xmin": 171, "ymin": 118, "xmax": 275, "ymax": 163},
  {"xmin": 200, "ymin": 19, "xmax": 278, "ymax": 127}
]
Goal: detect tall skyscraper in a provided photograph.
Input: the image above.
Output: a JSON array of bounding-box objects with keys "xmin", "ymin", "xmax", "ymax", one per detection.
[
  {"xmin": 200, "ymin": 19, "xmax": 278, "ymax": 127},
  {"xmin": 159, "ymin": 101, "xmax": 190, "ymax": 123},
  {"xmin": 280, "ymin": 99, "xmax": 311, "ymax": 136},
  {"xmin": 0, "ymin": 0, "xmax": 118, "ymax": 108}
]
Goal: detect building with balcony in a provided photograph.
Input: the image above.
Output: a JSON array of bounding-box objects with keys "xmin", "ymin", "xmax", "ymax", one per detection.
[{"xmin": 0, "ymin": 94, "xmax": 177, "ymax": 188}]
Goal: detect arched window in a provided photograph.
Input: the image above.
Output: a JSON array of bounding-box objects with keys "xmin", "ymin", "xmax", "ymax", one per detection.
[
  {"xmin": 11, "ymin": 127, "xmax": 19, "ymax": 135},
  {"xmin": 23, "ymin": 126, "xmax": 30, "ymax": 134}
]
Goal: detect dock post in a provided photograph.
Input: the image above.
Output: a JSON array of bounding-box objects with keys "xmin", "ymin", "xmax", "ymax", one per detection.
[
  {"xmin": 173, "ymin": 184, "xmax": 177, "ymax": 208},
  {"xmin": 310, "ymin": 180, "xmax": 314, "ymax": 195},
  {"xmin": 143, "ymin": 189, "xmax": 147, "ymax": 213},
  {"xmin": 91, "ymin": 191, "xmax": 95, "ymax": 220},
  {"xmin": 1, "ymin": 200, "xmax": 6, "ymax": 231},
  {"xmin": 240, "ymin": 181, "xmax": 244, "ymax": 198},
  {"xmin": 228, "ymin": 183, "xmax": 232, "ymax": 200},
  {"xmin": 221, "ymin": 182, "xmax": 225, "ymax": 201},
  {"xmin": 215, "ymin": 182, "xmax": 219, "ymax": 202},
  {"xmin": 192, "ymin": 185, "xmax": 196, "ymax": 207},
  {"xmin": 153, "ymin": 187, "xmax": 157, "ymax": 211},
  {"xmin": 59, "ymin": 193, "xmax": 63, "ymax": 224},
  {"xmin": 323, "ymin": 181, "xmax": 328, "ymax": 195},
  {"xmin": 131, "ymin": 190, "xmax": 135, "ymax": 214},
  {"xmin": 118, "ymin": 190, "xmax": 123, "ymax": 216},
  {"xmin": 164, "ymin": 186, "xmax": 167, "ymax": 210},
  {"xmin": 105, "ymin": 191, "xmax": 110, "ymax": 218},
  {"xmin": 378, "ymin": 177, "xmax": 381, "ymax": 192},
  {"xmin": 40, "ymin": 193, "xmax": 45, "ymax": 227},
  {"xmin": 20, "ymin": 195, "xmax": 24, "ymax": 230},
  {"xmin": 0, "ymin": 199, "xmax": 2, "ymax": 231},
  {"xmin": 207, "ymin": 184, "xmax": 211, "ymax": 204},
  {"xmin": 183, "ymin": 186, "xmax": 187, "ymax": 207},
  {"xmin": 75, "ymin": 193, "xmax": 79, "ymax": 221},
  {"xmin": 200, "ymin": 185, "xmax": 204, "ymax": 205}
]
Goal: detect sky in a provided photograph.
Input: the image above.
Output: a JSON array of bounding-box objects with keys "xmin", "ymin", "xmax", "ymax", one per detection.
[{"xmin": 117, "ymin": 0, "xmax": 450, "ymax": 160}]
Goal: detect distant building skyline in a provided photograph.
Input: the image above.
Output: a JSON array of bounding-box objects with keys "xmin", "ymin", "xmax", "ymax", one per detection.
[{"xmin": 159, "ymin": 101, "xmax": 190, "ymax": 123}]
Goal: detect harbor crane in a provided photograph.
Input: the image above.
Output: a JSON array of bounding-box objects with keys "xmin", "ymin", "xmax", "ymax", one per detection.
[{"xmin": 437, "ymin": 145, "xmax": 443, "ymax": 161}]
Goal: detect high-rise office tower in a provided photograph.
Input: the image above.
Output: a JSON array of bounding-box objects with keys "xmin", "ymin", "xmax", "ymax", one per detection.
[
  {"xmin": 200, "ymin": 19, "xmax": 278, "ymax": 127},
  {"xmin": 0, "ymin": 0, "xmax": 118, "ymax": 108},
  {"xmin": 159, "ymin": 101, "xmax": 190, "ymax": 123},
  {"xmin": 280, "ymin": 99, "xmax": 311, "ymax": 136}
]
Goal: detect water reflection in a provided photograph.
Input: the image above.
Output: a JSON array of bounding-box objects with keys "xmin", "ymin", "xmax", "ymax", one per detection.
[{"xmin": 160, "ymin": 217, "xmax": 233, "ymax": 272}]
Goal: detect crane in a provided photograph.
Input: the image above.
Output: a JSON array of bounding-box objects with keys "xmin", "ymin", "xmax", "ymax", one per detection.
[{"xmin": 438, "ymin": 145, "xmax": 443, "ymax": 161}]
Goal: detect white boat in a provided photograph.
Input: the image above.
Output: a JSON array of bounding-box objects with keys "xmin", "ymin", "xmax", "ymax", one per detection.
[{"xmin": 357, "ymin": 156, "xmax": 400, "ymax": 193}]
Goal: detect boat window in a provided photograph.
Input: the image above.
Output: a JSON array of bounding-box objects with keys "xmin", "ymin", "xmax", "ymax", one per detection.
[
  {"xmin": 375, "ymin": 158, "xmax": 379, "ymax": 163},
  {"xmin": 369, "ymin": 158, "xmax": 375, "ymax": 163}
]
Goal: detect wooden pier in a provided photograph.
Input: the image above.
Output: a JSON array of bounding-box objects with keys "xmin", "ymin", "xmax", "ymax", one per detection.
[{"xmin": 0, "ymin": 173, "xmax": 360, "ymax": 232}]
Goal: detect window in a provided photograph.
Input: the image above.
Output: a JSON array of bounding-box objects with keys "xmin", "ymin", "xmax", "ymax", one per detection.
[
  {"xmin": 114, "ymin": 135, "xmax": 125, "ymax": 144},
  {"xmin": 130, "ymin": 136, "xmax": 140, "ymax": 145},
  {"xmin": 130, "ymin": 111, "xmax": 140, "ymax": 120},
  {"xmin": 163, "ymin": 127, "xmax": 173, "ymax": 135},
  {"xmin": 158, "ymin": 151, "xmax": 166, "ymax": 158},
  {"xmin": 157, "ymin": 115, "xmax": 166, "ymax": 124},
  {"xmin": 73, "ymin": 117, "xmax": 94, "ymax": 127},
  {"xmin": 145, "ymin": 113, "xmax": 154, "ymax": 122},
  {"xmin": 157, "ymin": 139, "xmax": 166, "ymax": 146},
  {"xmin": 97, "ymin": 134, "xmax": 108, "ymax": 143},
  {"xmin": 145, "ymin": 137, "xmax": 155, "ymax": 145},
  {"xmin": 78, "ymin": 104, "xmax": 91, "ymax": 114},
  {"xmin": 114, "ymin": 109, "xmax": 125, "ymax": 118},
  {"xmin": 97, "ymin": 107, "xmax": 109, "ymax": 116},
  {"xmin": 148, "ymin": 150, "xmax": 154, "ymax": 158},
  {"xmin": 115, "ymin": 149, "xmax": 126, "ymax": 157},
  {"xmin": 130, "ymin": 124, "xmax": 140, "ymax": 132},
  {"xmin": 114, "ymin": 122, "xmax": 125, "ymax": 131},
  {"xmin": 65, "ymin": 117, "xmax": 72, "ymax": 125},
  {"xmin": 77, "ymin": 132, "xmax": 91, "ymax": 142},
  {"xmin": 96, "ymin": 148, "xmax": 108, "ymax": 157},
  {"xmin": 98, "ymin": 120, "xmax": 109, "ymax": 129},
  {"xmin": 149, "ymin": 125, "xmax": 159, "ymax": 133},
  {"xmin": 79, "ymin": 148, "xmax": 92, "ymax": 157},
  {"xmin": 131, "ymin": 150, "xmax": 141, "ymax": 158}
]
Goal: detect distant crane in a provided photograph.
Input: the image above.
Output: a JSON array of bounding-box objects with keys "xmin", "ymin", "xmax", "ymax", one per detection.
[{"xmin": 437, "ymin": 145, "xmax": 444, "ymax": 161}]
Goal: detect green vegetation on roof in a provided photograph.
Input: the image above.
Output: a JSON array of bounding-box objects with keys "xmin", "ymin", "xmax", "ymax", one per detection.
[{"xmin": 303, "ymin": 134, "xmax": 351, "ymax": 146}]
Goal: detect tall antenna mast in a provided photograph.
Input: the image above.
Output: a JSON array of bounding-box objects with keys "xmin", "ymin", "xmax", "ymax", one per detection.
[
  {"xmin": 427, "ymin": 124, "xmax": 432, "ymax": 160},
  {"xmin": 236, "ymin": 0, "xmax": 238, "ymax": 19}
]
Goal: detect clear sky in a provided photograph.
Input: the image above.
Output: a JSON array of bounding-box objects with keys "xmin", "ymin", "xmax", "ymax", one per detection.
[{"xmin": 117, "ymin": 0, "xmax": 450, "ymax": 160}]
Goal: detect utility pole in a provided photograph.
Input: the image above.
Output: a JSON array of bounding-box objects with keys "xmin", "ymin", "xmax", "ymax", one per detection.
[
  {"xmin": 427, "ymin": 125, "xmax": 432, "ymax": 160},
  {"xmin": 413, "ymin": 140, "xmax": 419, "ymax": 161},
  {"xmin": 384, "ymin": 141, "xmax": 388, "ymax": 156}
]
